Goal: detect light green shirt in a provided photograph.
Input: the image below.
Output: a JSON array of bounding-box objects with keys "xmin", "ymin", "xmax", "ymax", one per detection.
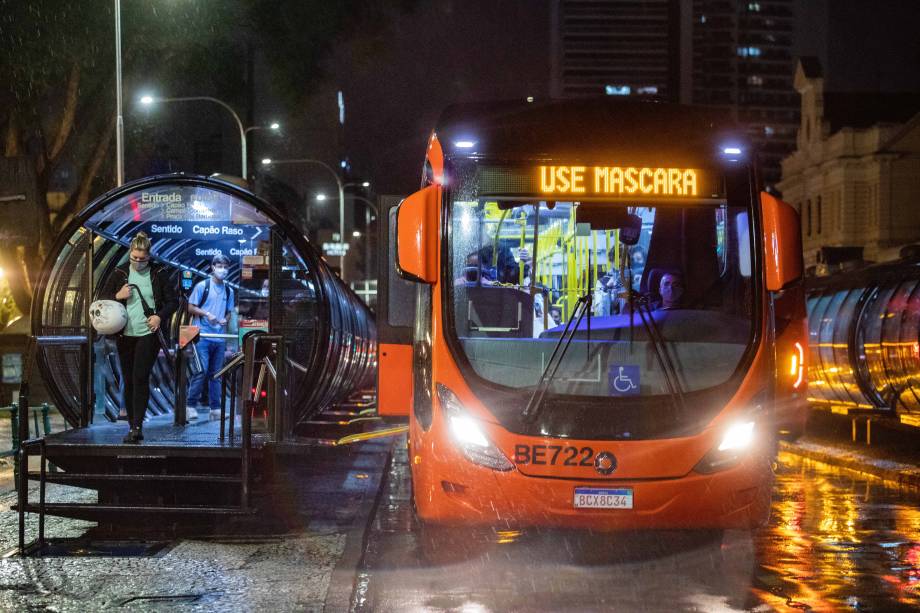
[{"xmin": 125, "ymin": 268, "xmax": 155, "ymax": 337}]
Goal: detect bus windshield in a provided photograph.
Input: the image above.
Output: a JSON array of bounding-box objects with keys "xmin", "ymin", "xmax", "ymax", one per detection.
[{"xmin": 447, "ymin": 162, "xmax": 757, "ymax": 399}]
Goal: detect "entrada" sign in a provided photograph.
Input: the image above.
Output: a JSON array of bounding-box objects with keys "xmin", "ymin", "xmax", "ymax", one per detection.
[{"xmin": 538, "ymin": 165, "xmax": 699, "ymax": 197}]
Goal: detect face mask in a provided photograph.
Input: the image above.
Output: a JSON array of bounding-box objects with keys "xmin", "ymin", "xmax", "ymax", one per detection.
[
  {"xmin": 260, "ymin": 288, "xmax": 270, "ymax": 298},
  {"xmin": 213, "ymin": 267, "xmax": 228, "ymax": 281},
  {"xmin": 132, "ymin": 260, "xmax": 150, "ymax": 272}
]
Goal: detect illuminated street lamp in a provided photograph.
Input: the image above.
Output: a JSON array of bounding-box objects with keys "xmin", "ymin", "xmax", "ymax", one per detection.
[{"xmin": 245, "ymin": 122, "xmax": 281, "ymax": 136}]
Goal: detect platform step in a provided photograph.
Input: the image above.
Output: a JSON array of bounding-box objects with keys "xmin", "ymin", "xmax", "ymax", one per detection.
[
  {"xmin": 27, "ymin": 472, "xmax": 241, "ymax": 484},
  {"xmin": 19, "ymin": 502, "xmax": 253, "ymax": 516}
]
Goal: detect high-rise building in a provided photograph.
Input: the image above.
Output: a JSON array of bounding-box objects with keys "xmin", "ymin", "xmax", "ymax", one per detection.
[
  {"xmin": 692, "ymin": 1, "xmax": 798, "ymax": 187},
  {"xmin": 550, "ymin": 0, "xmax": 687, "ymax": 101},
  {"xmin": 550, "ymin": 0, "xmax": 799, "ymax": 188}
]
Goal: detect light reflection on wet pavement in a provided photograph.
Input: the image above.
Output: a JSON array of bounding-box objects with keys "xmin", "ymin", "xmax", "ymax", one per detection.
[{"xmin": 355, "ymin": 449, "xmax": 920, "ymax": 612}]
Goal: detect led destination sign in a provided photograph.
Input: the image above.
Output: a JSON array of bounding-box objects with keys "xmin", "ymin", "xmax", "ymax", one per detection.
[
  {"xmin": 140, "ymin": 221, "xmax": 267, "ymax": 241},
  {"xmin": 539, "ymin": 165, "xmax": 700, "ymax": 197}
]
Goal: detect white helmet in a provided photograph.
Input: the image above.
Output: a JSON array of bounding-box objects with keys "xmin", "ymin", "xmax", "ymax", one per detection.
[{"xmin": 89, "ymin": 300, "xmax": 128, "ymax": 335}]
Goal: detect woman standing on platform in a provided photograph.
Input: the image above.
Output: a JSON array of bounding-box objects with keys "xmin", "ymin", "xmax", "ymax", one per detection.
[{"xmin": 102, "ymin": 232, "xmax": 178, "ymax": 443}]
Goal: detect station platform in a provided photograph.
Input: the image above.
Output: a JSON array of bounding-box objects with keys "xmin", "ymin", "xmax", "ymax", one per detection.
[
  {"xmin": 38, "ymin": 413, "xmax": 265, "ymax": 458},
  {"xmin": 13, "ymin": 395, "xmax": 395, "ymax": 553}
]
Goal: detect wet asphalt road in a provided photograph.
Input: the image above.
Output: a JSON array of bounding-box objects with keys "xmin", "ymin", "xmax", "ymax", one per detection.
[{"xmin": 353, "ymin": 447, "xmax": 920, "ymax": 612}]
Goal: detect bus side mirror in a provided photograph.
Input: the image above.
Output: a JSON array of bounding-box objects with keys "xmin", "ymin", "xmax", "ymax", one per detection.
[
  {"xmin": 396, "ymin": 184, "xmax": 440, "ymax": 283},
  {"xmin": 761, "ymin": 191, "xmax": 803, "ymax": 291}
]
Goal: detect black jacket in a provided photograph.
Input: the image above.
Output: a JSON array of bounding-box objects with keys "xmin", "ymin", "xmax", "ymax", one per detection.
[{"xmin": 100, "ymin": 264, "xmax": 179, "ymax": 323}]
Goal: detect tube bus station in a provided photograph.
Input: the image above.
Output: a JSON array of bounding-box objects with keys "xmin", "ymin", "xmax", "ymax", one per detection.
[{"xmin": 17, "ymin": 174, "xmax": 377, "ymax": 544}]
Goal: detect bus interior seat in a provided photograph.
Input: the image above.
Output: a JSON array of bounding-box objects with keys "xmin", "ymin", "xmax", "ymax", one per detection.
[{"xmin": 463, "ymin": 285, "xmax": 534, "ymax": 338}]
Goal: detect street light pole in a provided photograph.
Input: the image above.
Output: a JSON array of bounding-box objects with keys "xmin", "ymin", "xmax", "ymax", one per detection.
[
  {"xmin": 114, "ymin": 0, "xmax": 125, "ymax": 186},
  {"xmin": 143, "ymin": 96, "xmax": 247, "ymax": 178},
  {"xmin": 261, "ymin": 158, "xmax": 346, "ymax": 276},
  {"xmin": 243, "ymin": 123, "xmax": 280, "ymax": 173},
  {"xmin": 347, "ymin": 194, "xmax": 379, "ymax": 281}
]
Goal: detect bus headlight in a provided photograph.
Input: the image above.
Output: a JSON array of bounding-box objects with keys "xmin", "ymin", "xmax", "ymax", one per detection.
[
  {"xmin": 718, "ymin": 421, "xmax": 755, "ymax": 451},
  {"xmin": 694, "ymin": 420, "xmax": 757, "ymax": 474},
  {"xmin": 437, "ymin": 384, "xmax": 514, "ymax": 472}
]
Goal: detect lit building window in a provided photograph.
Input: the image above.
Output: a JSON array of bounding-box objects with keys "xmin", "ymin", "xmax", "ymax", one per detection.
[
  {"xmin": 605, "ymin": 85, "xmax": 631, "ymax": 96},
  {"xmin": 737, "ymin": 47, "xmax": 762, "ymax": 57},
  {"xmin": 747, "ymin": 2, "xmax": 761, "ymax": 11},
  {"xmin": 636, "ymin": 86, "xmax": 658, "ymax": 95},
  {"xmin": 700, "ymin": 15, "xmax": 706, "ymax": 23},
  {"xmin": 747, "ymin": 75, "xmax": 763, "ymax": 86},
  {"xmin": 764, "ymin": 126, "xmax": 775, "ymax": 136}
]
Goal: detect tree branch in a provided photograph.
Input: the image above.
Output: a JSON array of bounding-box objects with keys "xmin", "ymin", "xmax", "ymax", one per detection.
[
  {"xmin": 48, "ymin": 63, "xmax": 81, "ymax": 164},
  {"xmin": 3, "ymin": 110, "xmax": 22, "ymax": 157},
  {"xmin": 52, "ymin": 118, "xmax": 115, "ymax": 234}
]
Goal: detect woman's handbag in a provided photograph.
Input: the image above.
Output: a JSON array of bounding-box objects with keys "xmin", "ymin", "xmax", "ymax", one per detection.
[{"xmin": 128, "ymin": 283, "xmax": 174, "ymax": 366}]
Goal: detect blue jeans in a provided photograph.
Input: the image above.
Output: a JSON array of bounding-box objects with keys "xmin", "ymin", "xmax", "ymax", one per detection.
[{"xmin": 188, "ymin": 338, "xmax": 227, "ymax": 410}]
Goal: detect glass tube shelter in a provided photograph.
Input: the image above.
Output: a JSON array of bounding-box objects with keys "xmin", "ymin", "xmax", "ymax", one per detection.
[
  {"xmin": 806, "ymin": 261, "xmax": 920, "ymax": 421},
  {"xmin": 31, "ymin": 175, "xmax": 375, "ymax": 430}
]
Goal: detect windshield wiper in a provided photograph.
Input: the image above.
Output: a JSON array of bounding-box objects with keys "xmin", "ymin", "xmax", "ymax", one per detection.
[
  {"xmin": 628, "ymin": 291, "xmax": 686, "ymax": 415},
  {"xmin": 522, "ymin": 291, "xmax": 592, "ymax": 423}
]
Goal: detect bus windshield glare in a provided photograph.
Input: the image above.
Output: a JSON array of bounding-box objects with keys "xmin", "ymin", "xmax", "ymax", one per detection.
[{"xmin": 447, "ymin": 161, "xmax": 756, "ymax": 399}]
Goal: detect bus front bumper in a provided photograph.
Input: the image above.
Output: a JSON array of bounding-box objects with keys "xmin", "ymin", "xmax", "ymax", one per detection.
[{"xmin": 414, "ymin": 453, "xmax": 773, "ymax": 531}]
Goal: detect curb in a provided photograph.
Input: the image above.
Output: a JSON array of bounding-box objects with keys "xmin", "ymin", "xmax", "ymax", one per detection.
[
  {"xmin": 780, "ymin": 440, "xmax": 920, "ymax": 490},
  {"xmin": 323, "ymin": 440, "xmax": 394, "ymax": 613}
]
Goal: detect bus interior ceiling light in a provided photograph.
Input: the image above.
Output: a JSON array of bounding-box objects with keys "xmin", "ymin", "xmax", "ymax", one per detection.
[
  {"xmin": 139, "ymin": 94, "xmax": 155, "ymax": 105},
  {"xmin": 723, "ymin": 146, "xmax": 743, "ymax": 155},
  {"xmin": 261, "ymin": 158, "xmax": 272, "ymax": 165},
  {"xmin": 455, "ymin": 140, "xmax": 476, "ymax": 149},
  {"xmin": 717, "ymin": 421, "xmax": 755, "ymax": 451}
]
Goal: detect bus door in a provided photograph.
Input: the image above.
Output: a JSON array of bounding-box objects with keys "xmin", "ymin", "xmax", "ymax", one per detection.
[{"xmin": 377, "ymin": 196, "xmax": 416, "ymax": 417}]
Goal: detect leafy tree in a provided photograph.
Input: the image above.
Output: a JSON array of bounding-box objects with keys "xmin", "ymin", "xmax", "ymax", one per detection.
[{"xmin": 0, "ymin": 0, "xmax": 408, "ymax": 315}]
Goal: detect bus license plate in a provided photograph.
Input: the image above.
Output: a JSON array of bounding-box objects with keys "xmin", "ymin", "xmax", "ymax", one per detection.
[{"xmin": 574, "ymin": 487, "xmax": 633, "ymax": 509}]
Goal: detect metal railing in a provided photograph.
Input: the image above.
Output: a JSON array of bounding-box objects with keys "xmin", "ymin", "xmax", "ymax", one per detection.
[
  {"xmin": 236, "ymin": 334, "xmax": 285, "ymax": 509},
  {"xmin": 214, "ymin": 350, "xmax": 244, "ymax": 441},
  {"xmin": 0, "ymin": 403, "xmax": 57, "ymax": 483}
]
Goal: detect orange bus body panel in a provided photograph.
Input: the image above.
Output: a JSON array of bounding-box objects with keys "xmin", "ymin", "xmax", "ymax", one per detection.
[
  {"xmin": 377, "ymin": 343, "xmax": 413, "ymax": 417},
  {"xmin": 396, "ymin": 185, "xmax": 439, "ymax": 283},
  {"xmin": 761, "ymin": 191, "xmax": 803, "ymax": 291}
]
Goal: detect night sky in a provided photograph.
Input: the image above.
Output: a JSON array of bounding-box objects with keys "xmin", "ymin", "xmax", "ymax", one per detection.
[{"xmin": 291, "ymin": 0, "xmax": 919, "ymax": 198}]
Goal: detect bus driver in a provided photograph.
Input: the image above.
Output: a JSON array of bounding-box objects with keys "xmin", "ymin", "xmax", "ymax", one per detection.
[{"xmin": 657, "ymin": 272, "xmax": 684, "ymax": 310}]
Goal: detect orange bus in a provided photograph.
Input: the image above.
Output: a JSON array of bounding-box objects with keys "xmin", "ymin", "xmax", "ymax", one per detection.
[{"xmin": 378, "ymin": 99, "xmax": 807, "ymax": 530}]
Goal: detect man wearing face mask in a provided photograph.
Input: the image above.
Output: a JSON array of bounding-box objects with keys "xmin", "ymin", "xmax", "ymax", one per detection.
[{"xmin": 187, "ymin": 254, "xmax": 235, "ymax": 420}]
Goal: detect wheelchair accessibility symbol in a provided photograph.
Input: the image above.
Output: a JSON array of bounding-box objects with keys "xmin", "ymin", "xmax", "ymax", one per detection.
[{"xmin": 608, "ymin": 365, "xmax": 640, "ymax": 396}]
